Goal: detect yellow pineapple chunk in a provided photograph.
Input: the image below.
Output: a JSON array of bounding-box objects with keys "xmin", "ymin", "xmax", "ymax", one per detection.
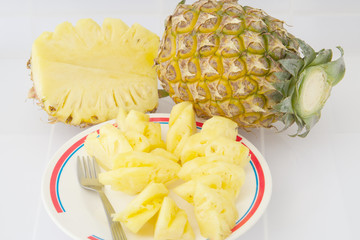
[
  {"xmin": 180, "ymin": 132, "xmax": 213, "ymax": 164},
  {"xmin": 201, "ymin": 116, "xmax": 238, "ymax": 141},
  {"xmin": 124, "ymin": 130, "xmax": 151, "ymax": 152},
  {"xmin": 144, "ymin": 122, "xmax": 166, "ymax": 150},
  {"xmin": 99, "ymin": 167, "xmax": 152, "ymax": 195},
  {"xmin": 204, "ymin": 137, "xmax": 250, "ymax": 167},
  {"xmin": 151, "ymin": 148, "xmax": 179, "ymax": 162},
  {"xmin": 154, "ymin": 197, "xmax": 195, "ymax": 240},
  {"xmin": 84, "ymin": 123, "xmax": 132, "ymax": 170},
  {"xmin": 30, "ymin": 18, "xmax": 159, "ymax": 126},
  {"xmin": 178, "ymin": 157, "xmax": 245, "ymax": 198},
  {"xmin": 193, "ymin": 183, "xmax": 238, "ymax": 240},
  {"xmin": 114, "ymin": 182, "xmax": 168, "ymax": 233},
  {"xmin": 116, "ymin": 108, "xmax": 165, "ymax": 151},
  {"xmin": 166, "ymin": 102, "xmax": 196, "ymax": 157},
  {"xmin": 173, "ymin": 175, "xmax": 222, "ymax": 203},
  {"xmin": 113, "ymin": 151, "xmax": 181, "ymax": 184}
]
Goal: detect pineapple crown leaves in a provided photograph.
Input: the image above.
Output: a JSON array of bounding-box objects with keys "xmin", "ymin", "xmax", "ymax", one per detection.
[{"xmin": 274, "ymin": 38, "xmax": 345, "ymax": 137}]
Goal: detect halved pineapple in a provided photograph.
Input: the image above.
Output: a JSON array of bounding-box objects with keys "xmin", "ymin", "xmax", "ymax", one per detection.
[
  {"xmin": 84, "ymin": 123, "xmax": 132, "ymax": 170},
  {"xmin": 201, "ymin": 116, "xmax": 238, "ymax": 141},
  {"xmin": 193, "ymin": 183, "xmax": 238, "ymax": 240},
  {"xmin": 99, "ymin": 167, "xmax": 152, "ymax": 195},
  {"xmin": 114, "ymin": 182, "xmax": 168, "ymax": 233},
  {"xmin": 29, "ymin": 18, "xmax": 159, "ymax": 126},
  {"xmin": 154, "ymin": 197, "xmax": 195, "ymax": 240},
  {"xmin": 166, "ymin": 102, "xmax": 196, "ymax": 158}
]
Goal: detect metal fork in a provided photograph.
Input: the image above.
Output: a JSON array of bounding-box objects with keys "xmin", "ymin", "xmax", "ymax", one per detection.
[{"xmin": 77, "ymin": 156, "xmax": 127, "ymax": 240}]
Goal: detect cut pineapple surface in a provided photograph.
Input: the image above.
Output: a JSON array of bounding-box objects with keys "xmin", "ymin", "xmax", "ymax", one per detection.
[
  {"xmin": 84, "ymin": 123, "xmax": 132, "ymax": 170},
  {"xmin": 154, "ymin": 197, "xmax": 195, "ymax": 240},
  {"xmin": 166, "ymin": 101, "xmax": 196, "ymax": 157},
  {"xmin": 193, "ymin": 183, "xmax": 238, "ymax": 240},
  {"xmin": 30, "ymin": 18, "xmax": 159, "ymax": 126},
  {"xmin": 114, "ymin": 182, "xmax": 169, "ymax": 233}
]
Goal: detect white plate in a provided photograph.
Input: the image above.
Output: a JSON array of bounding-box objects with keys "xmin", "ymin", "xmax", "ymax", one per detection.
[{"xmin": 42, "ymin": 113, "xmax": 272, "ymax": 240}]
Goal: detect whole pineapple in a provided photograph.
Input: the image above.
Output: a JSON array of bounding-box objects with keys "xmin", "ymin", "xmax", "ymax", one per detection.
[{"xmin": 156, "ymin": 0, "xmax": 345, "ymax": 136}]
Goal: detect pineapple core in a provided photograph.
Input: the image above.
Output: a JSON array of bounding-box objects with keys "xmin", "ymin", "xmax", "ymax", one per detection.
[{"xmin": 30, "ymin": 18, "xmax": 160, "ymax": 126}]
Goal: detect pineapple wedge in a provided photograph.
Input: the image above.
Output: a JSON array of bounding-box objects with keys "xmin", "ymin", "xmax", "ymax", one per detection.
[
  {"xmin": 166, "ymin": 102, "xmax": 196, "ymax": 158},
  {"xmin": 151, "ymin": 148, "xmax": 179, "ymax": 162},
  {"xmin": 154, "ymin": 197, "xmax": 195, "ymax": 240},
  {"xmin": 124, "ymin": 130, "xmax": 151, "ymax": 152},
  {"xmin": 30, "ymin": 18, "xmax": 159, "ymax": 126},
  {"xmin": 113, "ymin": 151, "xmax": 181, "ymax": 184},
  {"xmin": 201, "ymin": 116, "xmax": 238, "ymax": 141},
  {"xmin": 116, "ymin": 108, "xmax": 165, "ymax": 151},
  {"xmin": 178, "ymin": 157, "xmax": 246, "ymax": 198},
  {"xmin": 204, "ymin": 137, "xmax": 250, "ymax": 168},
  {"xmin": 193, "ymin": 183, "xmax": 238, "ymax": 240},
  {"xmin": 173, "ymin": 175, "xmax": 223, "ymax": 204},
  {"xmin": 99, "ymin": 167, "xmax": 152, "ymax": 195},
  {"xmin": 181, "ymin": 134, "xmax": 250, "ymax": 167},
  {"xmin": 114, "ymin": 182, "xmax": 168, "ymax": 233},
  {"xmin": 180, "ymin": 132, "xmax": 213, "ymax": 164},
  {"xmin": 84, "ymin": 123, "xmax": 132, "ymax": 170}
]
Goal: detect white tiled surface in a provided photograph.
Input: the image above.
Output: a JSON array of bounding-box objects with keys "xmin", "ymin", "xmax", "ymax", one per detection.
[{"xmin": 1, "ymin": 0, "xmax": 359, "ymax": 239}]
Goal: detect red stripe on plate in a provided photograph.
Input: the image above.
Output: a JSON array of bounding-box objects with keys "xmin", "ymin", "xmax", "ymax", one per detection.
[
  {"xmin": 49, "ymin": 135, "xmax": 87, "ymax": 213},
  {"xmin": 88, "ymin": 236, "xmax": 99, "ymax": 240},
  {"xmin": 149, "ymin": 117, "xmax": 169, "ymax": 122}
]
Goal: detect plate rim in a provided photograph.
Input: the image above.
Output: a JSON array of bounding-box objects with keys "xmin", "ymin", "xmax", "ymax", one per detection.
[{"xmin": 41, "ymin": 113, "xmax": 272, "ymax": 240}]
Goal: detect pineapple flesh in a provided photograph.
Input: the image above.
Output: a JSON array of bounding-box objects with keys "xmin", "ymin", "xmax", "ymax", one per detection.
[
  {"xmin": 155, "ymin": 0, "xmax": 345, "ymax": 136},
  {"xmin": 114, "ymin": 182, "xmax": 169, "ymax": 233},
  {"xmin": 29, "ymin": 18, "xmax": 159, "ymax": 126},
  {"xmin": 166, "ymin": 101, "xmax": 196, "ymax": 157},
  {"xmin": 154, "ymin": 197, "xmax": 195, "ymax": 240},
  {"xmin": 84, "ymin": 123, "xmax": 132, "ymax": 170}
]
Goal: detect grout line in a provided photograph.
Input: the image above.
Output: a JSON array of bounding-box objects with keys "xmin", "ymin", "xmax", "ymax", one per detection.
[
  {"xmin": 31, "ymin": 124, "xmax": 56, "ymax": 240},
  {"xmin": 263, "ymin": 211, "xmax": 269, "ymax": 240}
]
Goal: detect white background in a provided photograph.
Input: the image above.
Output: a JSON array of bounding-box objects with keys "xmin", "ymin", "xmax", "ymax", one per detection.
[{"xmin": 1, "ymin": 0, "xmax": 359, "ymax": 239}]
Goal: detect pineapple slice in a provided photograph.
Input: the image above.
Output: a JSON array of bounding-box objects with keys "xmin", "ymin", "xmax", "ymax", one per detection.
[
  {"xmin": 201, "ymin": 116, "xmax": 238, "ymax": 141},
  {"xmin": 99, "ymin": 167, "xmax": 152, "ymax": 195},
  {"xmin": 173, "ymin": 175, "xmax": 222, "ymax": 203},
  {"xmin": 151, "ymin": 148, "xmax": 179, "ymax": 162},
  {"xmin": 166, "ymin": 102, "xmax": 196, "ymax": 158},
  {"xmin": 154, "ymin": 197, "xmax": 195, "ymax": 240},
  {"xmin": 119, "ymin": 109, "xmax": 150, "ymax": 133},
  {"xmin": 204, "ymin": 137, "xmax": 250, "ymax": 167},
  {"xmin": 144, "ymin": 122, "xmax": 166, "ymax": 150},
  {"xmin": 180, "ymin": 134, "xmax": 250, "ymax": 167},
  {"xmin": 124, "ymin": 130, "xmax": 151, "ymax": 152},
  {"xmin": 180, "ymin": 132, "xmax": 213, "ymax": 164},
  {"xmin": 114, "ymin": 182, "xmax": 168, "ymax": 233},
  {"xmin": 30, "ymin": 18, "xmax": 159, "ymax": 126},
  {"xmin": 193, "ymin": 183, "xmax": 238, "ymax": 240},
  {"xmin": 84, "ymin": 123, "xmax": 132, "ymax": 170},
  {"xmin": 116, "ymin": 108, "xmax": 165, "ymax": 151},
  {"xmin": 178, "ymin": 157, "xmax": 246, "ymax": 198},
  {"xmin": 113, "ymin": 151, "xmax": 181, "ymax": 184}
]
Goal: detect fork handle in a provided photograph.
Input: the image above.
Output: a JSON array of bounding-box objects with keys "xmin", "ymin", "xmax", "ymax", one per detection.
[{"xmin": 98, "ymin": 191, "xmax": 127, "ymax": 240}]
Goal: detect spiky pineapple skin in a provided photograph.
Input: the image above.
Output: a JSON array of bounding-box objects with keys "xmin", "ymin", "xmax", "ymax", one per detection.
[{"xmin": 156, "ymin": 0, "xmax": 299, "ymax": 128}]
